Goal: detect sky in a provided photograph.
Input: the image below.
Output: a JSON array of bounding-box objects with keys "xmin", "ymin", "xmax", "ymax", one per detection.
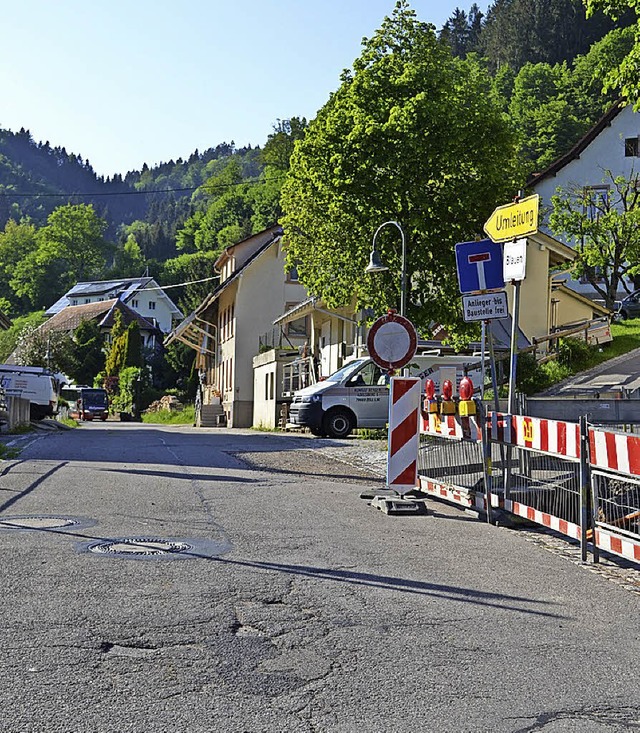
[{"xmin": 1, "ymin": 1, "xmax": 486, "ymax": 179}]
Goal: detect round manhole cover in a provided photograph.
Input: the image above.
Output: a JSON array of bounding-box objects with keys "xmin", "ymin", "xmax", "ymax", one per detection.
[
  {"xmin": 0, "ymin": 515, "xmax": 96, "ymax": 531},
  {"xmin": 79, "ymin": 536, "xmax": 229, "ymax": 560},
  {"xmin": 88, "ymin": 538, "xmax": 192, "ymax": 557}
]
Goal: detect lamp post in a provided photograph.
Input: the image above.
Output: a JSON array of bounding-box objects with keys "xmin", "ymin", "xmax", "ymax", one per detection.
[{"xmin": 365, "ymin": 220, "xmax": 407, "ymax": 317}]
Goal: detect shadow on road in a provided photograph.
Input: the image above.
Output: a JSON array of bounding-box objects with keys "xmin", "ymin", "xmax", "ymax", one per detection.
[{"xmin": 0, "ymin": 461, "xmax": 67, "ymax": 513}]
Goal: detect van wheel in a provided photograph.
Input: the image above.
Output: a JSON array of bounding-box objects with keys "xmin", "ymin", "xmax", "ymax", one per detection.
[
  {"xmin": 309, "ymin": 427, "xmax": 326, "ymax": 437},
  {"xmin": 620, "ymin": 309, "xmax": 629, "ymax": 320},
  {"xmin": 322, "ymin": 409, "xmax": 354, "ymax": 439}
]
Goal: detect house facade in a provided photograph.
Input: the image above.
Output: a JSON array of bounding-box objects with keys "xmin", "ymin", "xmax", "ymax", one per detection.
[
  {"xmin": 529, "ymin": 102, "xmax": 639, "ymax": 300},
  {"xmin": 46, "ymin": 277, "xmax": 183, "ymax": 335},
  {"xmin": 166, "ymin": 225, "xmax": 309, "ymax": 428}
]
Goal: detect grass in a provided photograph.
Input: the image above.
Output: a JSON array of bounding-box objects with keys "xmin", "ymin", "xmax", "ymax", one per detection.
[
  {"xmin": 141, "ymin": 404, "xmax": 196, "ymax": 425},
  {"xmin": 0, "ymin": 443, "xmax": 21, "ymax": 459},
  {"xmin": 56, "ymin": 417, "xmax": 78, "ymax": 428}
]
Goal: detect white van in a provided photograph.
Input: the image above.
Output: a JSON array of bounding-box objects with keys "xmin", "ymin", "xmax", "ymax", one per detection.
[
  {"xmin": 288, "ymin": 355, "xmax": 483, "ymax": 438},
  {"xmin": 0, "ymin": 365, "xmax": 60, "ymax": 420}
]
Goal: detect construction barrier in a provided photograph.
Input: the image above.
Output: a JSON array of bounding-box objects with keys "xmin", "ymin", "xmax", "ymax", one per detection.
[{"xmin": 416, "ymin": 380, "xmax": 640, "ymax": 566}]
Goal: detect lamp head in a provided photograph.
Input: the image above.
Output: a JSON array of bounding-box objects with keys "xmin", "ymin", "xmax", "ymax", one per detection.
[{"xmin": 365, "ymin": 249, "xmax": 389, "ymax": 274}]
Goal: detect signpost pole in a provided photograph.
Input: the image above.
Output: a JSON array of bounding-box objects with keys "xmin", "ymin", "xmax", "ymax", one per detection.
[
  {"xmin": 480, "ymin": 320, "xmax": 486, "ymax": 400},
  {"xmin": 504, "ymin": 278, "xmax": 521, "ymax": 500}
]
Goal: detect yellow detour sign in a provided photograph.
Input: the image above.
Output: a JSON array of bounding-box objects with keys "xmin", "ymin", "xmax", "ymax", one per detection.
[{"xmin": 483, "ymin": 194, "xmax": 539, "ymax": 243}]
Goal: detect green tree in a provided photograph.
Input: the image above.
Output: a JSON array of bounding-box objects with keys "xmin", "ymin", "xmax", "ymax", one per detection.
[
  {"xmin": 550, "ymin": 171, "xmax": 640, "ymax": 308},
  {"xmin": 10, "ymin": 203, "xmax": 111, "ymax": 308},
  {"xmin": 584, "ymin": 0, "xmax": 640, "ymax": 105},
  {"xmin": 72, "ymin": 319, "xmax": 105, "ymax": 386},
  {"xmin": 0, "ymin": 311, "xmax": 47, "ymax": 363},
  {"xmin": 104, "ymin": 310, "xmax": 127, "ymax": 377},
  {"xmin": 0, "ymin": 219, "xmax": 39, "ymax": 312},
  {"xmin": 110, "ymin": 234, "xmax": 146, "ymax": 278},
  {"xmin": 281, "ymin": 1, "xmax": 519, "ymax": 335},
  {"xmin": 509, "ymin": 62, "xmax": 587, "ymax": 173},
  {"xmin": 124, "ymin": 321, "xmax": 143, "ymax": 368}
]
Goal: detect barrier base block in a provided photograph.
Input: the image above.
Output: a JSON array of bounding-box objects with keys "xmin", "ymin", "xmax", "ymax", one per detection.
[
  {"xmin": 370, "ymin": 496, "xmax": 428, "ymax": 516},
  {"xmin": 359, "ymin": 488, "xmax": 399, "ymax": 501}
]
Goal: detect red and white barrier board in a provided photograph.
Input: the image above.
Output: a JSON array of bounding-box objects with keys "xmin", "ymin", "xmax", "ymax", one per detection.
[
  {"xmin": 595, "ymin": 528, "xmax": 640, "ymax": 563},
  {"xmin": 421, "ymin": 412, "xmax": 481, "ymax": 441},
  {"xmin": 387, "ymin": 377, "xmax": 421, "ymax": 494},
  {"xmin": 489, "ymin": 413, "xmax": 581, "ymax": 460},
  {"xmin": 589, "ymin": 428, "xmax": 640, "ymax": 477}
]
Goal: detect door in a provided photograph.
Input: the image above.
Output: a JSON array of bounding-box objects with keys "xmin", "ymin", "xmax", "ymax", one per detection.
[
  {"xmin": 347, "ymin": 361, "xmax": 389, "ymax": 428},
  {"xmin": 320, "ymin": 321, "xmax": 331, "ymax": 377}
]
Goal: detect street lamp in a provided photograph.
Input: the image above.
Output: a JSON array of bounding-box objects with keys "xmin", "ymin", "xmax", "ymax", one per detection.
[{"xmin": 365, "ymin": 220, "xmax": 407, "ymax": 317}]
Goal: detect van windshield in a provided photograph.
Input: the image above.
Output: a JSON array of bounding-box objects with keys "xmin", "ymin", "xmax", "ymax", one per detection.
[{"xmin": 324, "ymin": 359, "xmax": 368, "ymax": 383}]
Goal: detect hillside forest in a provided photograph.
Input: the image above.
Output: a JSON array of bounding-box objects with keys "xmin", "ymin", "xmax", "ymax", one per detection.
[{"xmin": 0, "ymin": 0, "xmax": 637, "ymax": 383}]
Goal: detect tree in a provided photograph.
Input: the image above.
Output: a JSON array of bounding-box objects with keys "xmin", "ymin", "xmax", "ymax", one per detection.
[
  {"xmin": 71, "ymin": 319, "xmax": 105, "ymax": 386},
  {"xmin": 281, "ymin": 1, "xmax": 519, "ymax": 335},
  {"xmin": 105, "ymin": 310, "xmax": 127, "ymax": 377},
  {"xmin": 584, "ymin": 0, "xmax": 640, "ymax": 105},
  {"xmin": 550, "ymin": 171, "xmax": 640, "ymax": 308},
  {"xmin": 14, "ymin": 324, "xmax": 76, "ymax": 374},
  {"xmin": 0, "ymin": 219, "xmax": 39, "ymax": 312},
  {"xmin": 10, "ymin": 203, "xmax": 111, "ymax": 308}
]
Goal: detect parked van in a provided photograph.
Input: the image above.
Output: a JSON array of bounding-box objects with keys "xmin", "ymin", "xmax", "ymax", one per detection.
[
  {"xmin": 288, "ymin": 355, "xmax": 483, "ymax": 438},
  {"xmin": 0, "ymin": 365, "xmax": 60, "ymax": 420}
]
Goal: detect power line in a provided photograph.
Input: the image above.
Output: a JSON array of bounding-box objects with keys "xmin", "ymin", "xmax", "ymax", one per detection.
[{"xmin": 0, "ymin": 174, "xmax": 287, "ymax": 199}]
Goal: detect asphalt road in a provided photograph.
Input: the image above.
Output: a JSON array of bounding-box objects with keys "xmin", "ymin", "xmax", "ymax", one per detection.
[{"xmin": 1, "ymin": 423, "xmax": 639, "ymax": 733}]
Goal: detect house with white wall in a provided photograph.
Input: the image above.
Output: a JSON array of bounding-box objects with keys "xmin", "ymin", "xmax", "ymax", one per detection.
[
  {"xmin": 46, "ymin": 277, "xmax": 183, "ymax": 336},
  {"xmin": 529, "ymin": 102, "xmax": 639, "ymax": 300},
  {"xmin": 166, "ymin": 225, "xmax": 309, "ymax": 428}
]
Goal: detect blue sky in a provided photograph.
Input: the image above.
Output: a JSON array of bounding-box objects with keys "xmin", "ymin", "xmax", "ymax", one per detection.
[{"xmin": 1, "ymin": 1, "xmax": 486, "ymax": 178}]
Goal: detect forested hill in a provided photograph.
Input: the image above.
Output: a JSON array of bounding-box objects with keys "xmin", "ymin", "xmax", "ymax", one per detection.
[{"xmin": 0, "ymin": 128, "xmax": 260, "ymax": 237}]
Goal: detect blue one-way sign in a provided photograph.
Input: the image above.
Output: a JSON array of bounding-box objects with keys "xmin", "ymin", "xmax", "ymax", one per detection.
[{"xmin": 455, "ymin": 239, "xmax": 505, "ymax": 294}]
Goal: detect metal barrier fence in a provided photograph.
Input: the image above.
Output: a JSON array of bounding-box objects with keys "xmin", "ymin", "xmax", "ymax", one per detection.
[{"xmin": 417, "ymin": 406, "xmax": 640, "ymax": 566}]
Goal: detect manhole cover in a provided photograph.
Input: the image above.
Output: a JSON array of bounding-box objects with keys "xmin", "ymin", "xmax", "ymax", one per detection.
[
  {"xmin": 79, "ymin": 536, "xmax": 230, "ymax": 560},
  {"xmin": 88, "ymin": 537, "xmax": 192, "ymax": 556},
  {"xmin": 0, "ymin": 515, "xmax": 96, "ymax": 531}
]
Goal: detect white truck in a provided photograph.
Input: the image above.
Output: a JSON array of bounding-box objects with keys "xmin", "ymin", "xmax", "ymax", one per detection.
[
  {"xmin": 0, "ymin": 365, "xmax": 62, "ymax": 420},
  {"xmin": 288, "ymin": 355, "xmax": 483, "ymax": 438}
]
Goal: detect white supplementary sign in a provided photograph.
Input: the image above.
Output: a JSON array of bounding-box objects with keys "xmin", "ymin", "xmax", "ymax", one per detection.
[
  {"xmin": 503, "ymin": 238, "xmax": 527, "ymax": 281},
  {"xmin": 462, "ymin": 291, "xmax": 509, "ymax": 322}
]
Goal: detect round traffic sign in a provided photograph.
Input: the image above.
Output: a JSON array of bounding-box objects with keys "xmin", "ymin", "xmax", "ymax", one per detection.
[{"xmin": 367, "ymin": 310, "xmax": 418, "ymax": 371}]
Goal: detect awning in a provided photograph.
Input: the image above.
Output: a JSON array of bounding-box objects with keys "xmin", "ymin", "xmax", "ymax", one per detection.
[
  {"xmin": 273, "ymin": 297, "xmax": 358, "ymax": 327},
  {"xmin": 273, "ymin": 297, "xmax": 318, "ymax": 326},
  {"xmin": 164, "ymin": 310, "xmax": 217, "ymax": 355}
]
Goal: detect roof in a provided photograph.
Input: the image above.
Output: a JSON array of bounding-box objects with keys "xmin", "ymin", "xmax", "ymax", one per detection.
[
  {"xmin": 214, "ymin": 224, "xmax": 282, "ymax": 271},
  {"xmin": 529, "ymin": 230, "xmax": 576, "ymax": 266},
  {"xmin": 551, "ymin": 281, "xmax": 612, "ymax": 316},
  {"xmin": 527, "ymin": 102, "xmax": 624, "ymax": 188},
  {"xmin": 40, "ymin": 299, "xmax": 162, "ymax": 335},
  {"xmin": 45, "ymin": 276, "xmax": 183, "ymax": 317},
  {"xmin": 166, "ymin": 228, "xmax": 283, "ymax": 349}
]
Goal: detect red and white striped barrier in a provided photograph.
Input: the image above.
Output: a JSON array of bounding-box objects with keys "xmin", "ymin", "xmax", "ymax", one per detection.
[
  {"xmin": 387, "ymin": 377, "xmax": 421, "ymax": 494},
  {"xmin": 421, "ymin": 412, "xmax": 481, "ymax": 441},
  {"xmin": 595, "ymin": 528, "xmax": 640, "ymax": 562},
  {"xmin": 505, "ymin": 499, "xmax": 582, "ymax": 541},
  {"xmin": 488, "ymin": 413, "xmax": 581, "ymax": 460},
  {"xmin": 589, "ymin": 427, "xmax": 640, "ymax": 477}
]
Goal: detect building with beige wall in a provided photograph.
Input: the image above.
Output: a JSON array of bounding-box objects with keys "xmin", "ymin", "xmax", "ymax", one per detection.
[{"xmin": 167, "ymin": 225, "xmax": 308, "ymax": 427}]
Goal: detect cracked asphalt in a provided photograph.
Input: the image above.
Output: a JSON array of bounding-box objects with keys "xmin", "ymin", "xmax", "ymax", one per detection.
[{"xmin": 1, "ymin": 423, "xmax": 639, "ymax": 733}]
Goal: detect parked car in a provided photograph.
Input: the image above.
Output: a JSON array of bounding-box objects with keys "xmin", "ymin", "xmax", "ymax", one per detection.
[{"xmin": 615, "ymin": 290, "xmax": 640, "ymax": 320}]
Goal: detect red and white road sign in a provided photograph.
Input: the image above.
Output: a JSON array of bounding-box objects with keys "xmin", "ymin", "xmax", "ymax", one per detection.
[
  {"xmin": 367, "ymin": 310, "xmax": 417, "ymax": 371},
  {"xmin": 387, "ymin": 377, "xmax": 421, "ymax": 494}
]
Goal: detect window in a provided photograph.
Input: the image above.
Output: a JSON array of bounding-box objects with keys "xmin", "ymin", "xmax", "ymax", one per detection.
[
  {"xmin": 72, "ymin": 300, "xmax": 78, "ymax": 306},
  {"xmin": 286, "ymin": 264, "xmax": 300, "ymax": 282},
  {"xmin": 130, "ymin": 299, "xmax": 139, "ymax": 308},
  {"xmin": 149, "ymin": 301, "xmax": 156, "ymax": 310},
  {"xmin": 84, "ymin": 298, "xmax": 90, "ymax": 304},
  {"xmin": 285, "ymin": 302, "xmax": 309, "ymax": 338},
  {"xmin": 583, "ymin": 186, "xmax": 609, "ymax": 221},
  {"xmin": 625, "ymin": 137, "xmax": 639, "ymax": 157}
]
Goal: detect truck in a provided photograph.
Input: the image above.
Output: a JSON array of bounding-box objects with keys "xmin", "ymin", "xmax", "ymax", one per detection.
[
  {"xmin": 287, "ymin": 355, "xmax": 483, "ymax": 439},
  {"xmin": 0, "ymin": 364, "xmax": 61, "ymax": 420}
]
